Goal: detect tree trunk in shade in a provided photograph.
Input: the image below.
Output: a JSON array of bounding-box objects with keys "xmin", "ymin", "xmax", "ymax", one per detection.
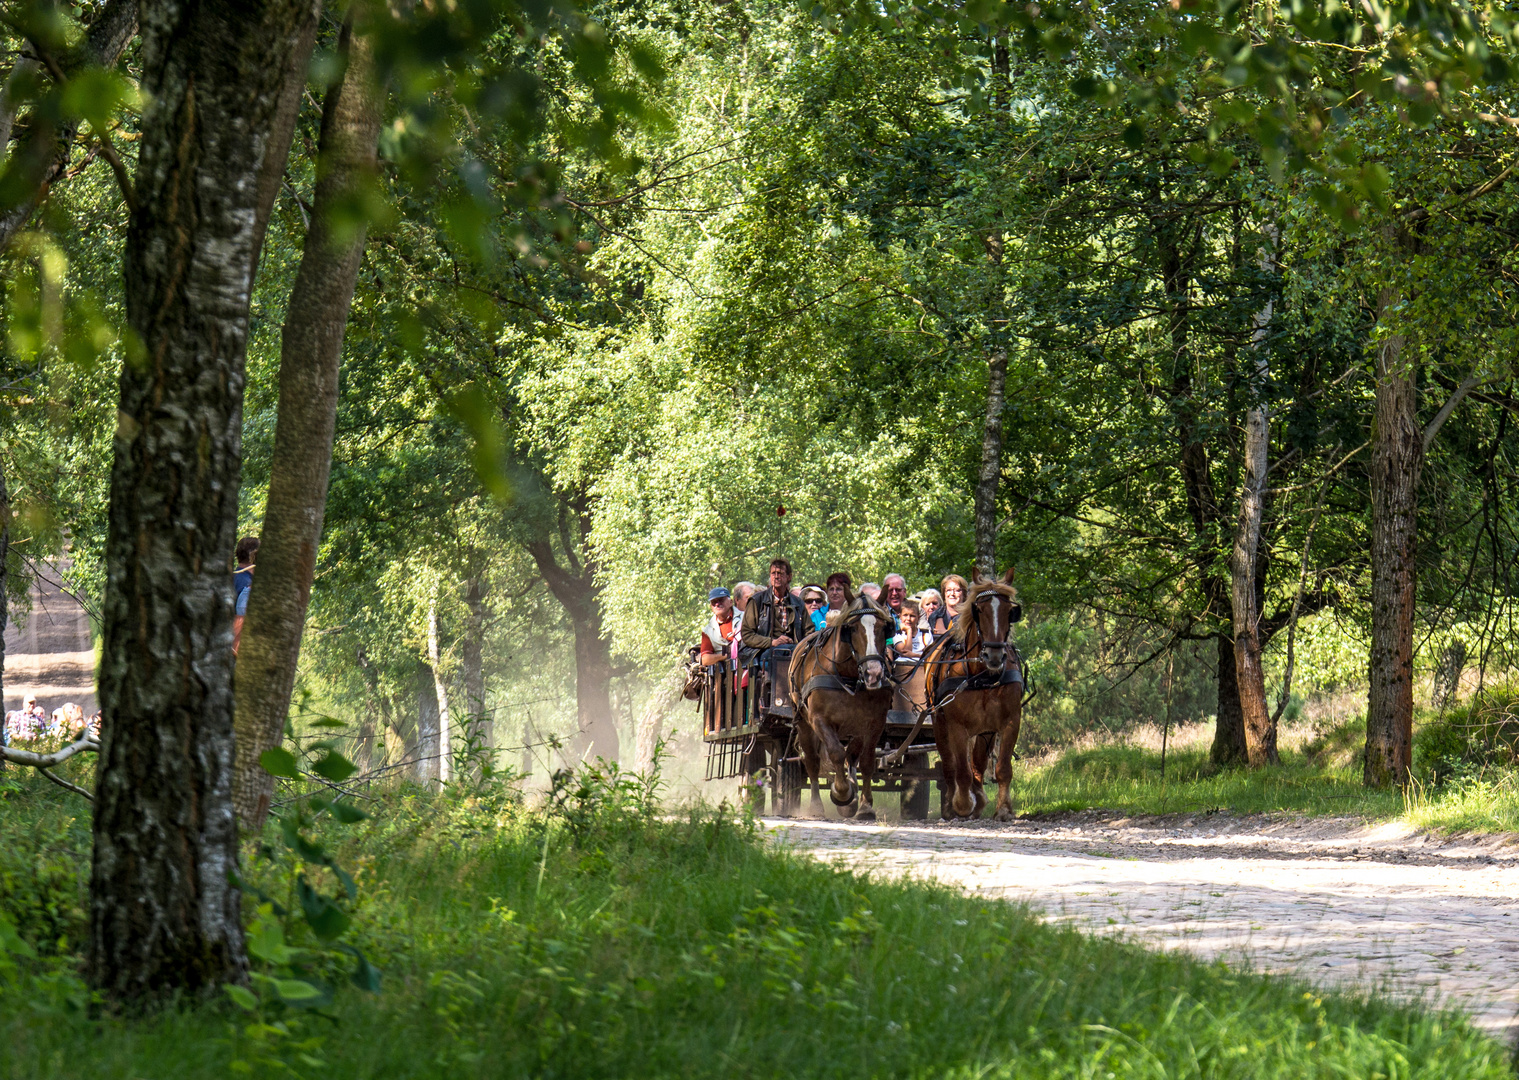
[
  {"xmin": 1365, "ymin": 293, "xmax": 1420, "ymax": 787},
  {"xmin": 233, "ymin": 20, "xmax": 382, "ymax": 831},
  {"xmin": 1211, "ymin": 633, "xmax": 1247, "ymax": 765},
  {"xmin": 89, "ymin": 0, "xmax": 319, "ymax": 1007},
  {"xmin": 1233, "ymin": 228, "xmax": 1277, "ymax": 767}
]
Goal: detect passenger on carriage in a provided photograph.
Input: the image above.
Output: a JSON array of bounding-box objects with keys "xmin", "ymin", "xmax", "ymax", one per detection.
[
  {"xmin": 882, "ymin": 574, "xmax": 908, "ymax": 627},
  {"xmin": 738, "ymin": 558, "xmax": 809, "ymax": 665},
  {"xmin": 700, "ymin": 587, "xmax": 739, "ymax": 667},
  {"xmin": 892, "ymin": 599, "xmax": 924, "ymax": 658},
  {"xmin": 929, "ymin": 574, "xmax": 968, "ymax": 635},
  {"xmin": 859, "ymin": 581, "xmax": 881, "ymax": 602},
  {"xmin": 824, "ymin": 572, "xmax": 853, "ymax": 616},
  {"xmin": 732, "ymin": 581, "xmax": 757, "ymax": 612},
  {"xmin": 800, "ymin": 585, "xmax": 828, "ymax": 634},
  {"xmin": 916, "ymin": 588, "xmax": 943, "ymax": 645}
]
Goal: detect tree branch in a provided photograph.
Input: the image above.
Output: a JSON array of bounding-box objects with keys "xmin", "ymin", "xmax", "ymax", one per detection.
[{"xmin": 1423, "ymin": 372, "xmax": 1486, "ymax": 453}]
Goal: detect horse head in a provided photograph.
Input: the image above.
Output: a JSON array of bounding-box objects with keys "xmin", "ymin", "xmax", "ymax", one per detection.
[
  {"xmin": 842, "ymin": 595, "xmax": 893, "ymax": 690},
  {"xmin": 955, "ymin": 567, "xmax": 1020, "ymax": 675}
]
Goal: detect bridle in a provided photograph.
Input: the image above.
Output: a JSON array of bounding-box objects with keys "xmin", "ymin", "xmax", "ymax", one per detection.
[{"xmin": 799, "ymin": 604, "xmax": 896, "ymax": 697}]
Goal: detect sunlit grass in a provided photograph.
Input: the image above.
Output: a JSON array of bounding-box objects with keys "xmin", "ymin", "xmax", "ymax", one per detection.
[
  {"xmin": 1009, "ymin": 720, "xmax": 1519, "ymax": 834},
  {"xmin": 0, "ymin": 767, "xmax": 1508, "ymax": 1079}
]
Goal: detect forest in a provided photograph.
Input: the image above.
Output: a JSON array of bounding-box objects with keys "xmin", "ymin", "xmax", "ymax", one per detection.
[{"xmin": 1, "ymin": 0, "xmax": 1518, "ymax": 1072}]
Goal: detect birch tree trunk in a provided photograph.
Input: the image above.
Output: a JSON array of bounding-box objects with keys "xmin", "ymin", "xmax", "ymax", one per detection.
[
  {"xmin": 233, "ymin": 22, "xmax": 382, "ymax": 831},
  {"xmin": 89, "ymin": 0, "xmax": 319, "ymax": 1006},
  {"xmin": 1233, "ymin": 228, "xmax": 1277, "ymax": 766},
  {"xmin": 427, "ymin": 589, "xmax": 452, "ymax": 783},
  {"xmin": 1364, "ymin": 289, "xmax": 1421, "ymax": 787},
  {"xmin": 974, "ymin": 346, "xmax": 1008, "ymax": 580},
  {"xmin": 461, "ymin": 576, "xmax": 490, "ymax": 764}
]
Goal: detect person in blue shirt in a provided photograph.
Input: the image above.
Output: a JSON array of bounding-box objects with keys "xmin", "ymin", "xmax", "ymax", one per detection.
[
  {"xmin": 233, "ymin": 535, "xmax": 259, "ymax": 654},
  {"xmin": 801, "ymin": 585, "xmax": 828, "ymax": 634}
]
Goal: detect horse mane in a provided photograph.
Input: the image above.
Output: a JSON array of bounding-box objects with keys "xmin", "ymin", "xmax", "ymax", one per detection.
[{"xmin": 950, "ymin": 578, "xmax": 1019, "ymax": 644}]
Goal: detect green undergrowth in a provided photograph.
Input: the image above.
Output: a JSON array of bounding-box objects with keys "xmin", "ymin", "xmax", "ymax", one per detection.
[
  {"xmin": 1010, "ymin": 702, "xmax": 1519, "ymax": 835},
  {"xmin": 0, "ymin": 761, "xmax": 1509, "ymax": 1079}
]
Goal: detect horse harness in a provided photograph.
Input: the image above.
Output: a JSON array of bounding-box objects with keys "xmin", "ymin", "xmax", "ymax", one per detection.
[{"xmin": 795, "ymin": 612, "xmax": 897, "ymax": 700}]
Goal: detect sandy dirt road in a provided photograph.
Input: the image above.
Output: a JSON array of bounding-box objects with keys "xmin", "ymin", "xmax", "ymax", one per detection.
[{"xmin": 765, "ymin": 811, "xmax": 1519, "ymax": 1039}]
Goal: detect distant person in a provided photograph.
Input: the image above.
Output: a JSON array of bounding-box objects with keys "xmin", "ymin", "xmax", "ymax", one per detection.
[
  {"xmin": 739, "ymin": 558, "xmax": 809, "ymax": 666},
  {"xmin": 929, "ymin": 574, "xmax": 969, "ymax": 635},
  {"xmin": 733, "ymin": 581, "xmax": 757, "ymax": 613},
  {"xmin": 233, "ymin": 535, "xmax": 259, "ymax": 654},
  {"xmin": 860, "ymin": 581, "xmax": 881, "ymax": 603},
  {"xmin": 6, "ymin": 696, "xmax": 43, "ymax": 743},
  {"xmin": 700, "ymin": 587, "xmax": 739, "ymax": 667},
  {"xmin": 800, "ymin": 585, "xmax": 828, "ymax": 634},
  {"xmin": 825, "ymin": 572, "xmax": 854, "ymax": 614}
]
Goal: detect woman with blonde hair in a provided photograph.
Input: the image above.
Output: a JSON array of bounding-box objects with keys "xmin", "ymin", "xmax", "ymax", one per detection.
[{"xmin": 929, "ymin": 574, "xmax": 969, "ymax": 635}]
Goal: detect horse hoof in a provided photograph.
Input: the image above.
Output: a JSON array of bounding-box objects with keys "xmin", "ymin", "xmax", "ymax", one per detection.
[
  {"xmin": 837, "ymin": 800, "xmax": 858, "ymax": 819},
  {"xmin": 854, "ymin": 806, "xmax": 876, "ymax": 822},
  {"xmin": 830, "ymin": 783, "xmax": 856, "ymax": 807},
  {"xmin": 994, "ymin": 806, "xmax": 1015, "ymax": 823}
]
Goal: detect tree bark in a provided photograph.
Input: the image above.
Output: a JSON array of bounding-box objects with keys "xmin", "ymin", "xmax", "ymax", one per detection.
[
  {"xmin": 426, "ymin": 588, "xmax": 451, "ymax": 783},
  {"xmin": 525, "ymin": 496, "xmax": 620, "ymax": 763},
  {"xmin": 634, "ymin": 664, "xmax": 683, "ymax": 773},
  {"xmin": 0, "ymin": 0, "xmax": 138, "ymax": 252},
  {"xmin": 461, "ymin": 576, "xmax": 490, "ymax": 764},
  {"xmin": 233, "ymin": 23, "xmax": 382, "ymax": 830},
  {"xmin": 974, "ymin": 346, "xmax": 1008, "ymax": 580},
  {"xmin": 1364, "ymin": 291, "xmax": 1421, "ymax": 787},
  {"xmin": 1212, "ymin": 632, "xmax": 1247, "ymax": 764},
  {"xmin": 1233, "ymin": 228, "xmax": 1277, "ymax": 767},
  {"xmin": 88, "ymin": 0, "xmax": 319, "ymax": 1007},
  {"xmin": 416, "ymin": 667, "xmax": 439, "ymax": 784}
]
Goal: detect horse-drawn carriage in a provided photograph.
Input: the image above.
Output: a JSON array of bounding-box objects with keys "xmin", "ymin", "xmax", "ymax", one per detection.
[{"xmin": 698, "ymin": 571, "xmax": 1031, "ymax": 821}]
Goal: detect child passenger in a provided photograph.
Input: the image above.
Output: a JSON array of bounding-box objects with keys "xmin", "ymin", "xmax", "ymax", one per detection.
[{"xmin": 893, "ymin": 599, "xmax": 923, "ymax": 658}]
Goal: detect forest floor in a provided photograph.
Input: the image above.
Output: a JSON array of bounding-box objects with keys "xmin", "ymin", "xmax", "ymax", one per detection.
[{"xmin": 767, "ymin": 810, "xmax": 1519, "ymax": 1041}]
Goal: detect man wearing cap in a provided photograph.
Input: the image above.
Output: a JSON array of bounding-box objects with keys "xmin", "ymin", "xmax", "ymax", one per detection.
[
  {"xmin": 739, "ymin": 558, "xmax": 810, "ymax": 665},
  {"xmin": 700, "ymin": 587, "xmax": 740, "ymax": 667}
]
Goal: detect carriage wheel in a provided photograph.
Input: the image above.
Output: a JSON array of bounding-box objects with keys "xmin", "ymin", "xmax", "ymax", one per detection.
[{"xmin": 901, "ymin": 751, "xmax": 931, "ymax": 821}]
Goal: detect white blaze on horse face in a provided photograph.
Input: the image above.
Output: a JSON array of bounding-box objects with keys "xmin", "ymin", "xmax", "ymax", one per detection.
[
  {"xmin": 859, "ymin": 614, "xmax": 879, "ymax": 657},
  {"xmin": 986, "ymin": 596, "xmax": 1004, "ymax": 643}
]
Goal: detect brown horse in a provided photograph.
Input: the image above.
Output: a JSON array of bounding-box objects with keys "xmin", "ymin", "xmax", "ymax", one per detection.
[
  {"xmin": 789, "ymin": 595, "xmax": 895, "ymax": 820},
  {"xmin": 921, "ymin": 569, "xmax": 1025, "ymax": 821}
]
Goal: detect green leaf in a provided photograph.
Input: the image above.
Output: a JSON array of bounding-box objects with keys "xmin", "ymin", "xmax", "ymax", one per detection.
[
  {"xmin": 1122, "ymin": 122, "xmax": 1145, "ymax": 150},
  {"xmin": 298, "ymin": 877, "xmax": 351, "ymax": 941},
  {"xmin": 224, "ymin": 984, "xmax": 260, "ymax": 1012},
  {"xmin": 340, "ymin": 945, "xmax": 383, "ymax": 993},
  {"xmin": 273, "ymin": 978, "xmax": 324, "ymax": 1002},
  {"xmin": 311, "ymin": 752, "xmax": 358, "ymax": 783},
  {"xmin": 329, "ymin": 800, "xmax": 369, "ymax": 824},
  {"xmin": 259, "ymin": 747, "xmax": 300, "ymax": 779},
  {"xmin": 245, "ymin": 916, "xmax": 295, "ymax": 966}
]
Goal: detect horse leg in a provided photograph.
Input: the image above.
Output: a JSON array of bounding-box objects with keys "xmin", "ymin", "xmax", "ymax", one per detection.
[
  {"xmin": 994, "ymin": 692, "xmax": 1024, "ymax": 822},
  {"xmin": 969, "ymin": 733, "xmax": 990, "ymax": 818},
  {"xmin": 816, "ymin": 719, "xmax": 855, "ymax": 812},
  {"xmin": 854, "ymin": 729, "xmax": 879, "ymax": 822},
  {"xmin": 799, "ymin": 720, "xmax": 824, "ymax": 818},
  {"xmin": 948, "ymin": 725, "xmax": 978, "ymax": 820}
]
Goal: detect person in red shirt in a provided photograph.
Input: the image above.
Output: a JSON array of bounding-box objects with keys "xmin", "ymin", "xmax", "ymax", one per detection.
[{"xmin": 700, "ymin": 587, "xmax": 739, "ymax": 666}]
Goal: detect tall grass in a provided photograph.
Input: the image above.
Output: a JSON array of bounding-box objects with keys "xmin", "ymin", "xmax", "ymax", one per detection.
[{"xmin": 0, "ymin": 762, "xmax": 1508, "ymax": 1078}]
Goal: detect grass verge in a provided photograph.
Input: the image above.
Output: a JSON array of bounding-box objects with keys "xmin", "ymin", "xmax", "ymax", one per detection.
[
  {"xmin": 0, "ymin": 763, "xmax": 1509, "ymax": 1079},
  {"xmin": 1008, "ymin": 716, "xmax": 1519, "ymax": 834}
]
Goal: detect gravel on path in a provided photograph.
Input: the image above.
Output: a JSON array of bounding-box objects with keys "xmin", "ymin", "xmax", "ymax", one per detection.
[{"xmin": 765, "ymin": 811, "xmax": 1519, "ymax": 1039}]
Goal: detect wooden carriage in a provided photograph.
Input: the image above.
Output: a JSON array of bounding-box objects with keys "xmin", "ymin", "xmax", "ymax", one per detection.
[{"xmin": 700, "ymin": 648, "xmax": 941, "ymax": 819}]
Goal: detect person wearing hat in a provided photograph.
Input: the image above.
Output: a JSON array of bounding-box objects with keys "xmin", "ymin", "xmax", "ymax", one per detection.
[
  {"xmin": 700, "ymin": 587, "xmax": 740, "ymax": 667},
  {"xmin": 800, "ymin": 584, "xmax": 828, "ymax": 634}
]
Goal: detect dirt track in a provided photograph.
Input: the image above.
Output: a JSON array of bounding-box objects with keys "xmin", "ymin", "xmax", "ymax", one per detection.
[{"xmin": 765, "ymin": 810, "xmax": 1519, "ymax": 1039}]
